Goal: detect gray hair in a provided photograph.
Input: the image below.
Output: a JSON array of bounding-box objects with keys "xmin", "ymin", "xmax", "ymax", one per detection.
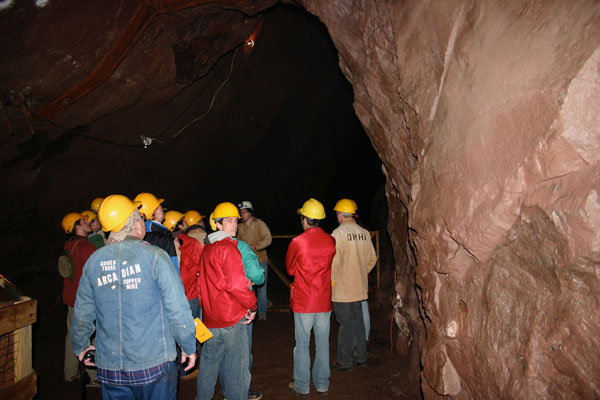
[{"xmin": 107, "ymin": 209, "xmax": 143, "ymax": 244}]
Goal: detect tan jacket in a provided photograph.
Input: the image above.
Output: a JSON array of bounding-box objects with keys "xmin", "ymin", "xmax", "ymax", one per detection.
[
  {"xmin": 188, "ymin": 227, "xmax": 207, "ymax": 245},
  {"xmin": 331, "ymin": 220, "xmax": 377, "ymax": 302},
  {"xmin": 237, "ymin": 217, "xmax": 272, "ymax": 263}
]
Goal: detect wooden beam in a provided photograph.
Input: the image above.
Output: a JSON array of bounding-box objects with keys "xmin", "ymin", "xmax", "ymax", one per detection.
[
  {"xmin": 0, "ymin": 299, "xmax": 37, "ymax": 336},
  {"xmin": 0, "ymin": 372, "xmax": 37, "ymax": 400}
]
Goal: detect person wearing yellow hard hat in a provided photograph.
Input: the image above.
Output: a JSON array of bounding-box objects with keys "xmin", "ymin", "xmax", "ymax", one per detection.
[
  {"xmin": 60, "ymin": 212, "xmax": 97, "ymax": 384},
  {"xmin": 71, "ymin": 194, "xmax": 197, "ymax": 396},
  {"xmin": 285, "ymin": 198, "xmax": 336, "ymax": 396},
  {"xmin": 90, "ymin": 197, "xmax": 104, "ymax": 213},
  {"xmin": 81, "ymin": 210, "xmax": 106, "ymax": 248},
  {"xmin": 197, "ymin": 202, "xmax": 258, "ymax": 400},
  {"xmin": 181, "ymin": 210, "xmax": 208, "ymax": 244},
  {"xmin": 237, "ymin": 201, "xmax": 272, "ymax": 321},
  {"xmin": 134, "ymin": 192, "xmax": 179, "ymax": 271},
  {"xmin": 330, "ymin": 199, "xmax": 377, "ymax": 372}
]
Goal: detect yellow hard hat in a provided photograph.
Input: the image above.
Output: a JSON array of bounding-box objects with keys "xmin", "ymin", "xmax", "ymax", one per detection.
[
  {"xmin": 99, "ymin": 195, "xmax": 142, "ymax": 232},
  {"xmin": 134, "ymin": 192, "xmax": 164, "ymax": 219},
  {"xmin": 209, "ymin": 212, "xmax": 217, "ymax": 231},
  {"xmin": 333, "ymin": 198, "xmax": 357, "ymax": 214},
  {"xmin": 297, "ymin": 198, "xmax": 326, "ymax": 220},
  {"xmin": 212, "ymin": 202, "xmax": 241, "ymax": 220},
  {"xmin": 163, "ymin": 211, "xmax": 184, "ymax": 231},
  {"xmin": 184, "ymin": 210, "xmax": 204, "ymax": 227},
  {"xmin": 80, "ymin": 210, "xmax": 97, "ymax": 222},
  {"xmin": 61, "ymin": 213, "xmax": 82, "ymax": 234},
  {"xmin": 90, "ymin": 197, "xmax": 104, "ymax": 212}
]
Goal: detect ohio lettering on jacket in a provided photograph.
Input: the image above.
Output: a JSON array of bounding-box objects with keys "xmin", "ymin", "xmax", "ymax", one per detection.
[
  {"xmin": 347, "ymin": 232, "xmax": 369, "ymax": 241},
  {"xmin": 97, "ymin": 259, "xmax": 142, "ymax": 289}
]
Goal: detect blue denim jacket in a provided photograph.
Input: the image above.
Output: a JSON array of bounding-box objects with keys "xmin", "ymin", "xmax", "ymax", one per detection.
[{"xmin": 71, "ymin": 237, "xmax": 196, "ymax": 371}]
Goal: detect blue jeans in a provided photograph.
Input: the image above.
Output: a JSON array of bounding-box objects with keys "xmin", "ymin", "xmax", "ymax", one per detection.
[
  {"xmin": 196, "ymin": 320, "xmax": 250, "ymax": 400},
  {"xmin": 255, "ymin": 262, "xmax": 268, "ymax": 315},
  {"xmin": 333, "ymin": 301, "xmax": 366, "ymax": 367},
  {"xmin": 361, "ymin": 300, "xmax": 370, "ymax": 340},
  {"xmin": 100, "ymin": 361, "xmax": 178, "ymax": 400},
  {"xmin": 246, "ymin": 321, "xmax": 253, "ymax": 370},
  {"xmin": 293, "ymin": 312, "xmax": 331, "ymax": 394}
]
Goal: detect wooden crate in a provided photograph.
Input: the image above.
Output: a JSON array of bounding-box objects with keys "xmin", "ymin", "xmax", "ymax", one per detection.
[{"xmin": 0, "ymin": 286, "xmax": 37, "ymax": 400}]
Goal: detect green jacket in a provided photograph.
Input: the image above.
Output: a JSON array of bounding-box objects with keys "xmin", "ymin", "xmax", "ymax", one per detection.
[{"xmin": 234, "ymin": 238, "xmax": 265, "ymax": 285}]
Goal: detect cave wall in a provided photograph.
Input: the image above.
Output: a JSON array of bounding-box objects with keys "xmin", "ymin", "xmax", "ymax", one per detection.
[{"xmin": 302, "ymin": 0, "xmax": 600, "ymax": 398}]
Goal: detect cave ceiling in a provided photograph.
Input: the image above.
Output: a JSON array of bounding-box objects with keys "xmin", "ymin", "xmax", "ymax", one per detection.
[{"xmin": 0, "ymin": 0, "xmax": 385, "ymax": 273}]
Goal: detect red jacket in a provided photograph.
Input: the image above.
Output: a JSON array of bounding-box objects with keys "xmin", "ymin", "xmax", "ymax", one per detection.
[
  {"xmin": 63, "ymin": 236, "xmax": 97, "ymax": 307},
  {"xmin": 198, "ymin": 236, "xmax": 257, "ymax": 328},
  {"xmin": 285, "ymin": 227, "xmax": 336, "ymax": 313},
  {"xmin": 179, "ymin": 233, "xmax": 203, "ymax": 301}
]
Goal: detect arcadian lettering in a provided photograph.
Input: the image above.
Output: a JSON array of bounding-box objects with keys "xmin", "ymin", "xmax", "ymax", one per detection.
[
  {"xmin": 97, "ymin": 260, "xmax": 143, "ymax": 290},
  {"xmin": 347, "ymin": 232, "xmax": 369, "ymax": 241}
]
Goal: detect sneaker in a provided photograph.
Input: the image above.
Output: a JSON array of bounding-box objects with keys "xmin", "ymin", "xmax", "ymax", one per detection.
[
  {"xmin": 248, "ymin": 389, "xmax": 263, "ymax": 400},
  {"xmin": 330, "ymin": 362, "xmax": 352, "ymax": 371},
  {"xmin": 287, "ymin": 382, "xmax": 309, "ymax": 397},
  {"xmin": 316, "ymin": 388, "xmax": 329, "ymax": 395},
  {"xmin": 354, "ymin": 360, "xmax": 367, "ymax": 367},
  {"xmin": 258, "ymin": 314, "xmax": 267, "ymax": 321}
]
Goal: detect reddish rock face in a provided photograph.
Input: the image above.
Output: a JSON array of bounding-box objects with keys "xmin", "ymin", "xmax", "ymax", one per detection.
[{"xmin": 303, "ymin": 0, "xmax": 600, "ymax": 398}]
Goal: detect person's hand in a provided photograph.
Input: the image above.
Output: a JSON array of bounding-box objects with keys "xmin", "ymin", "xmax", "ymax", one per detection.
[
  {"xmin": 181, "ymin": 351, "xmax": 197, "ymax": 371},
  {"xmin": 251, "ymin": 245, "xmax": 257, "ymax": 252},
  {"xmin": 78, "ymin": 345, "xmax": 96, "ymax": 367},
  {"xmin": 174, "ymin": 238, "xmax": 181, "ymax": 251},
  {"xmin": 242, "ymin": 309, "xmax": 257, "ymax": 325}
]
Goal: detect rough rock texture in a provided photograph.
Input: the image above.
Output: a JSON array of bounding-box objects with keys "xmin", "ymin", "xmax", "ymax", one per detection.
[{"xmin": 302, "ymin": 0, "xmax": 600, "ymax": 398}]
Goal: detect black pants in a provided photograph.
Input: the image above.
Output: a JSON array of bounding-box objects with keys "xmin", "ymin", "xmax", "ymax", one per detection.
[{"xmin": 333, "ymin": 301, "xmax": 366, "ymax": 366}]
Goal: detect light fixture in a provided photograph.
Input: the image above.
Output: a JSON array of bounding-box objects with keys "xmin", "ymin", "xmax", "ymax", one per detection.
[{"xmin": 140, "ymin": 135, "xmax": 154, "ymax": 148}]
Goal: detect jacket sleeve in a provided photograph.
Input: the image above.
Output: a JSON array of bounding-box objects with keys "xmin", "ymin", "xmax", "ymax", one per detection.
[
  {"xmin": 236, "ymin": 240, "xmax": 264, "ymax": 285},
  {"xmin": 153, "ymin": 250, "xmax": 196, "ymax": 355},
  {"xmin": 366, "ymin": 237, "xmax": 377, "ymax": 273},
  {"xmin": 70, "ymin": 261, "xmax": 97, "ymax": 355},
  {"xmin": 285, "ymin": 238, "xmax": 300, "ymax": 276},
  {"xmin": 330, "ymin": 229, "xmax": 343, "ymax": 284},
  {"xmin": 255, "ymin": 220, "xmax": 272, "ymax": 251}
]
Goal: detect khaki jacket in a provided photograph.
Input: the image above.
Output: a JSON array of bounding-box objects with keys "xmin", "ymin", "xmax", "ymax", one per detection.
[
  {"xmin": 237, "ymin": 217, "xmax": 272, "ymax": 263},
  {"xmin": 331, "ymin": 220, "xmax": 377, "ymax": 302},
  {"xmin": 188, "ymin": 226, "xmax": 208, "ymax": 245}
]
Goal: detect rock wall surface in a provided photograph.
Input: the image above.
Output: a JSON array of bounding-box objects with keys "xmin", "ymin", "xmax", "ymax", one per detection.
[{"xmin": 301, "ymin": 0, "xmax": 600, "ymax": 398}]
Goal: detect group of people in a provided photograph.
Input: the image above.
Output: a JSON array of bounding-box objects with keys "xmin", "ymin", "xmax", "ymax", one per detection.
[{"xmin": 59, "ymin": 193, "xmax": 376, "ymax": 400}]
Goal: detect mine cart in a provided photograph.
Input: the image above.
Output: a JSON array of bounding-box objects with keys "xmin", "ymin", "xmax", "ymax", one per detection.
[{"xmin": 0, "ymin": 276, "xmax": 37, "ymax": 400}]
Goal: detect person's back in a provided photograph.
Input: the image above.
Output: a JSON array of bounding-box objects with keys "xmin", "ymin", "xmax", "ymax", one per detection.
[
  {"xmin": 74, "ymin": 239, "xmax": 194, "ymax": 370},
  {"xmin": 286, "ymin": 227, "xmax": 336, "ymax": 313},
  {"xmin": 331, "ymin": 220, "xmax": 376, "ymax": 302}
]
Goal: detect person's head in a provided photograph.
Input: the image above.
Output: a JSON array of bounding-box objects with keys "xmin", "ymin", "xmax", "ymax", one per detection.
[
  {"xmin": 300, "ymin": 215, "xmax": 320, "ymax": 231},
  {"xmin": 98, "ymin": 194, "xmax": 144, "ymax": 241},
  {"xmin": 163, "ymin": 210, "xmax": 184, "ymax": 232},
  {"xmin": 297, "ymin": 198, "xmax": 325, "ymax": 230},
  {"xmin": 62, "ymin": 213, "xmax": 90, "ymax": 236},
  {"xmin": 237, "ymin": 201, "xmax": 254, "ymax": 223},
  {"xmin": 215, "ymin": 217, "xmax": 238, "ymax": 236},
  {"xmin": 90, "ymin": 197, "xmax": 104, "ymax": 213},
  {"xmin": 134, "ymin": 192, "xmax": 164, "ymax": 221},
  {"xmin": 80, "ymin": 210, "xmax": 102, "ymax": 233},
  {"xmin": 184, "ymin": 210, "xmax": 205, "ymax": 228},
  {"xmin": 333, "ymin": 198, "xmax": 357, "ymax": 224},
  {"xmin": 90, "ymin": 217, "xmax": 102, "ymax": 233},
  {"xmin": 212, "ymin": 202, "xmax": 241, "ymax": 236}
]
